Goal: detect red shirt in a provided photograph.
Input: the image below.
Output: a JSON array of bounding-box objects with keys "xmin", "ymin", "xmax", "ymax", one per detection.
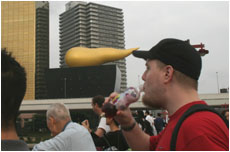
[{"xmin": 150, "ymin": 101, "xmax": 229, "ymax": 151}]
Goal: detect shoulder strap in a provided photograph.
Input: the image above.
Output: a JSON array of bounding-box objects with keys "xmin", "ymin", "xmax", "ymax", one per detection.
[
  {"xmin": 170, "ymin": 104, "xmax": 229, "ymax": 151},
  {"xmin": 103, "ymin": 133, "xmax": 112, "ymax": 149}
]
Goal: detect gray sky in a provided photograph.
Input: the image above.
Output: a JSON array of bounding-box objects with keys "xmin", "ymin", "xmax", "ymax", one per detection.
[{"xmin": 50, "ymin": 1, "xmax": 229, "ymax": 94}]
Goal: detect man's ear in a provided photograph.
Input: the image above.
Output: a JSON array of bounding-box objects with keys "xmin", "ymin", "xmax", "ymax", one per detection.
[
  {"xmin": 107, "ymin": 117, "xmax": 113, "ymax": 121},
  {"xmin": 95, "ymin": 103, "xmax": 99, "ymax": 108},
  {"xmin": 163, "ymin": 65, "xmax": 174, "ymax": 83},
  {"xmin": 49, "ymin": 116, "xmax": 56, "ymax": 125}
]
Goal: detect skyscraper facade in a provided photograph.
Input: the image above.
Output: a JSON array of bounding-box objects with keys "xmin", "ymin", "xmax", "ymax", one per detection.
[
  {"xmin": 1, "ymin": 1, "xmax": 49, "ymax": 100},
  {"xmin": 59, "ymin": 1, "xmax": 127, "ymax": 92}
]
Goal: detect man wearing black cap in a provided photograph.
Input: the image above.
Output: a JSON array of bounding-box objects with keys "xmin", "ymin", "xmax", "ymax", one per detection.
[{"xmin": 106, "ymin": 38, "xmax": 229, "ymax": 151}]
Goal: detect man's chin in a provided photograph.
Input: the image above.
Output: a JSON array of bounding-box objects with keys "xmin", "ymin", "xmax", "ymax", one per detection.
[{"xmin": 142, "ymin": 96, "xmax": 162, "ymax": 109}]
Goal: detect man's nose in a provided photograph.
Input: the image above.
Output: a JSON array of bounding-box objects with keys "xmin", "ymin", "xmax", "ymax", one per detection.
[{"xmin": 142, "ymin": 71, "xmax": 146, "ymax": 81}]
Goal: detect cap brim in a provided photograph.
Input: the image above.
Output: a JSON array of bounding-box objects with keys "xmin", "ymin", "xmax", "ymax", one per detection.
[{"xmin": 132, "ymin": 50, "xmax": 151, "ymax": 60}]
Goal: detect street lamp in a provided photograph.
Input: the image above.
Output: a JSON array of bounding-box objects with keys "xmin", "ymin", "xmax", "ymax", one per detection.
[
  {"xmin": 64, "ymin": 77, "xmax": 67, "ymax": 98},
  {"xmin": 216, "ymin": 72, "xmax": 220, "ymax": 93}
]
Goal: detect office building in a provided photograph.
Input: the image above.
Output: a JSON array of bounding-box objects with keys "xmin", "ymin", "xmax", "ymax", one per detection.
[
  {"xmin": 59, "ymin": 1, "xmax": 127, "ymax": 92},
  {"xmin": 1, "ymin": 1, "xmax": 49, "ymax": 99}
]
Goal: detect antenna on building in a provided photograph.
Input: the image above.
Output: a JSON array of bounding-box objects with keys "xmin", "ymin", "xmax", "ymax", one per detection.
[{"xmin": 186, "ymin": 39, "xmax": 209, "ymax": 57}]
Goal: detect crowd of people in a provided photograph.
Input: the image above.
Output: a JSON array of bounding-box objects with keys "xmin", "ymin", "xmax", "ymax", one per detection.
[{"xmin": 1, "ymin": 38, "xmax": 229, "ymax": 151}]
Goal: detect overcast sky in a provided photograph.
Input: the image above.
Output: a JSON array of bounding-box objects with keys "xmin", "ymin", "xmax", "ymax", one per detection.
[{"xmin": 49, "ymin": 1, "xmax": 229, "ymax": 94}]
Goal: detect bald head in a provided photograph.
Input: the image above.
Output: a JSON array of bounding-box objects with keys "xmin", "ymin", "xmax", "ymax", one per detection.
[{"xmin": 46, "ymin": 103, "xmax": 71, "ymax": 121}]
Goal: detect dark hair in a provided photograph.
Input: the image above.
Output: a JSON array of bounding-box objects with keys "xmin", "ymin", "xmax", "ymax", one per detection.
[
  {"xmin": 157, "ymin": 113, "xmax": 162, "ymax": 117},
  {"xmin": 113, "ymin": 119, "xmax": 119, "ymax": 127},
  {"xmin": 137, "ymin": 110, "xmax": 145, "ymax": 119},
  {"xmin": 92, "ymin": 95, "xmax": 105, "ymax": 108},
  {"xmin": 1, "ymin": 49, "xmax": 27, "ymax": 128},
  {"xmin": 145, "ymin": 110, "xmax": 150, "ymax": 115}
]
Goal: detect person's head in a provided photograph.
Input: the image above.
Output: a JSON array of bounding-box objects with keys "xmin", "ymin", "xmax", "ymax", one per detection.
[
  {"xmin": 145, "ymin": 110, "xmax": 150, "ymax": 116},
  {"xmin": 46, "ymin": 103, "xmax": 71, "ymax": 136},
  {"xmin": 1, "ymin": 49, "xmax": 27, "ymax": 129},
  {"xmin": 137, "ymin": 110, "xmax": 145, "ymax": 119},
  {"xmin": 133, "ymin": 38, "xmax": 201, "ymax": 108},
  {"xmin": 222, "ymin": 110, "xmax": 229, "ymax": 121},
  {"xmin": 157, "ymin": 113, "xmax": 162, "ymax": 117},
  {"xmin": 92, "ymin": 95, "xmax": 105, "ymax": 115},
  {"xmin": 106, "ymin": 117, "xmax": 119, "ymax": 127}
]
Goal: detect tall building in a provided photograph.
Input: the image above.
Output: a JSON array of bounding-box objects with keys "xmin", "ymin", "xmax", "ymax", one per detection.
[
  {"xmin": 59, "ymin": 1, "xmax": 127, "ymax": 92},
  {"xmin": 1, "ymin": 1, "xmax": 49, "ymax": 100}
]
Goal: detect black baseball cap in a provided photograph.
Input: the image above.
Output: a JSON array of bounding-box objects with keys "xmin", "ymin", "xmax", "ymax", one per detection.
[{"xmin": 133, "ymin": 38, "xmax": 202, "ymax": 80}]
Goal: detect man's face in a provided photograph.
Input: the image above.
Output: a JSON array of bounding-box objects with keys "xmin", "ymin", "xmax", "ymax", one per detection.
[
  {"xmin": 225, "ymin": 111, "xmax": 229, "ymax": 121},
  {"xmin": 91, "ymin": 103, "xmax": 100, "ymax": 115},
  {"xmin": 47, "ymin": 118, "xmax": 54, "ymax": 136},
  {"xmin": 106, "ymin": 117, "xmax": 113, "ymax": 125},
  {"xmin": 47, "ymin": 117, "xmax": 59, "ymax": 137},
  {"xmin": 142, "ymin": 60, "xmax": 166, "ymax": 108}
]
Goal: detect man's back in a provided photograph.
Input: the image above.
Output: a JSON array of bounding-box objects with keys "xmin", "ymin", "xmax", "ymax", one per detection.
[
  {"xmin": 1, "ymin": 140, "xmax": 29, "ymax": 151},
  {"xmin": 146, "ymin": 115, "xmax": 154, "ymax": 125},
  {"xmin": 33, "ymin": 122, "xmax": 96, "ymax": 151},
  {"xmin": 154, "ymin": 117, "xmax": 164, "ymax": 133},
  {"xmin": 98, "ymin": 117, "xmax": 111, "ymax": 133},
  {"xmin": 150, "ymin": 101, "xmax": 229, "ymax": 151}
]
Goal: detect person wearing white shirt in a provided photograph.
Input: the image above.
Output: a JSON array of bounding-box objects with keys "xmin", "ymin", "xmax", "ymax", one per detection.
[
  {"xmin": 84, "ymin": 95, "xmax": 110, "ymax": 137},
  {"xmin": 33, "ymin": 103, "xmax": 96, "ymax": 151},
  {"xmin": 145, "ymin": 111, "xmax": 157, "ymax": 135}
]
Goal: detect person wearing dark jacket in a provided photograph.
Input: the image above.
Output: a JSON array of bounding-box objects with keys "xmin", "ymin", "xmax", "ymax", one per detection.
[
  {"xmin": 154, "ymin": 113, "xmax": 165, "ymax": 134},
  {"xmin": 136, "ymin": 110, "xmax": 153, "ymax": 136},
  {"xmin": 82, "ymin": 117, "xmax": 129, "ymax": 150}
]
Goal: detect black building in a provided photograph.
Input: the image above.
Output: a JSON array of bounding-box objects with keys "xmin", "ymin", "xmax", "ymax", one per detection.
[
  {"xmin": 45, "ymin": 65, "xmax": 121, "ymax": 99},
  {"xmin": 35, "ymin": 2, "xmax": 49, "ymax": 99}
]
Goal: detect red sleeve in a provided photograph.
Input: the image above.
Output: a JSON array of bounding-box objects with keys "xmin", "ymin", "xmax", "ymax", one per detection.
[
  {"xmin": 177, "ymin": 111, "xmax": 229, "ymax": 151},
  {"xmin": 149, "ymin": 133, "xmax": 162, "ymax": 150}
]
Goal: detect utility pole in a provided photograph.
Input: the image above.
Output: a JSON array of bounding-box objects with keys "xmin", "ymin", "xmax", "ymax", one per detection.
[
  {"xmin": 216, "ymin": 72, "xmax": 220, "ymax": 93},
  {"xmin": 64, "ymin": 77, "xmax": 67, "ymax": 98}
]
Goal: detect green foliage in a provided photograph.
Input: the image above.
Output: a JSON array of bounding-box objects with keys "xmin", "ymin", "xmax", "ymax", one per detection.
[
  {"xmin": 16, "ymin": 113, "xmax": 50, "ymax": 144},
  {"xmin": 32, "ymin": 113, "xmax": 48, "ymax": 132}
]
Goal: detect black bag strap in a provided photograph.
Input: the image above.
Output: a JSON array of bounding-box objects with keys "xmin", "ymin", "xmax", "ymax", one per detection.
[
  {"xmin": 170, "ymin": 104, "xmax": 229, "ymax": 151},
  {"xmin": 103, "ymin": 134, "xmax": 113, "ymax": 150}
]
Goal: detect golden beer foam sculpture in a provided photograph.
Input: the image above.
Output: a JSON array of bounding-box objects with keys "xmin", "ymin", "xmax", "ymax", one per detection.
[{"xmin": 65, "ymin": 47, "xmax": 139, "ymax": 67}]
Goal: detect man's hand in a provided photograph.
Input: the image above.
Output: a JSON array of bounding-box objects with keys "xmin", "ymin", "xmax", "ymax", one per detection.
[
  {"xmin": 104, "ymin": 92, "xmax": 151, "ymax": 151},
  {"xmin": 81, "ymin": 120, "xmax": 91, "ymax": 132},
  {"xmin": 105, "ymin": 92, "xmax": 136, "ymax": 128}
]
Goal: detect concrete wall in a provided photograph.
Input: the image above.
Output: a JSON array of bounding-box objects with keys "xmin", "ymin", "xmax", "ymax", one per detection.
[{"xmin": 20, "ymin": 93, "xmax": 229, "ymax": 112}]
